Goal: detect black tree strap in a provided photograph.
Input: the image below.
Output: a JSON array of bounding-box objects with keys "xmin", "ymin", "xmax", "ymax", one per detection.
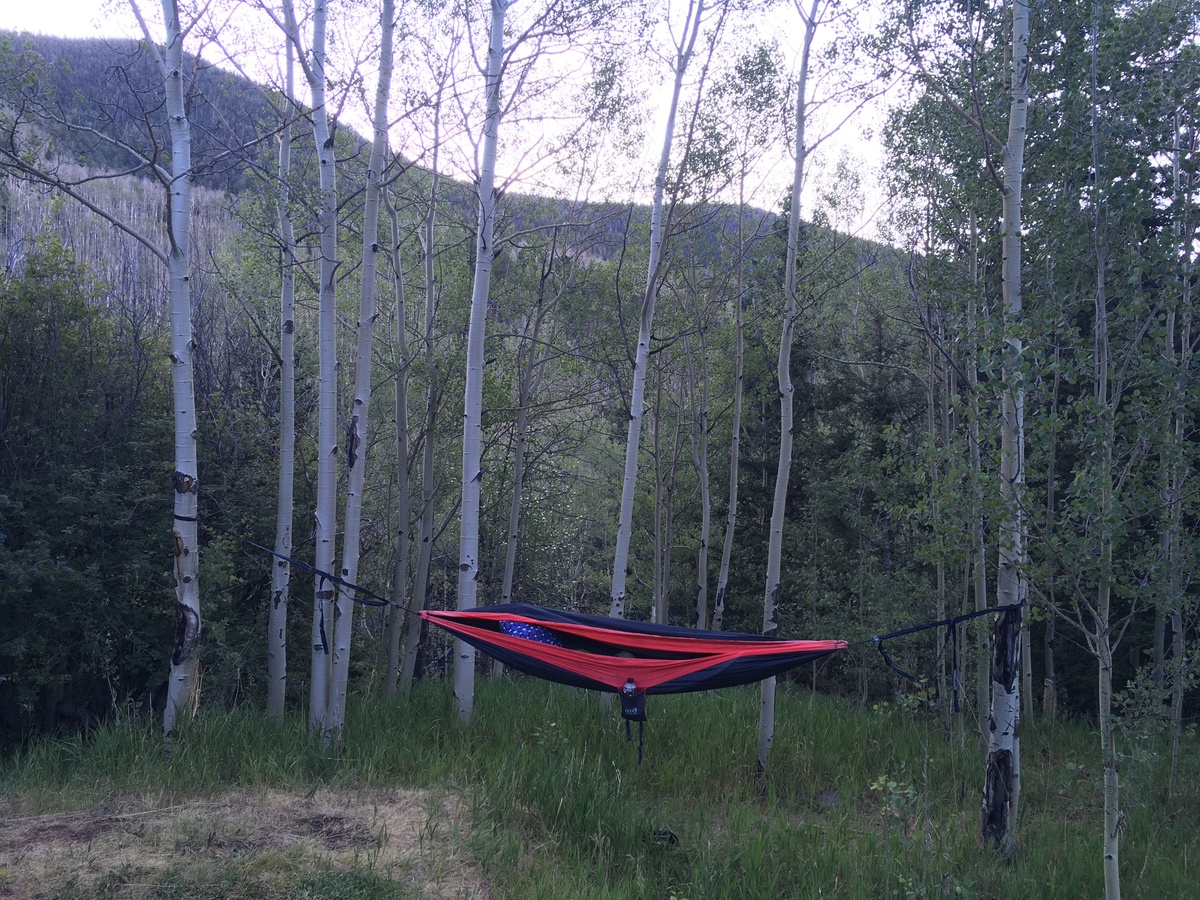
[
  {"xmin": 850, "ymin": 603, "xmax": 1025, "ymax": 686},
  {"xmin": 174, "ymin": 513, "xmax": 405, "ymax": 613}
]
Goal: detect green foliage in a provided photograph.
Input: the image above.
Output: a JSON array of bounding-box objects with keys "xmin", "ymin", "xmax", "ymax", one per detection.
[{"xmin": 0, "ymin": 237, "xmax": 173, "ymax": 746}]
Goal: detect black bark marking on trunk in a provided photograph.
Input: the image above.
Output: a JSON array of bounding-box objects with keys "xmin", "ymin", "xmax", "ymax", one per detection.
[
  {"xmin": 346, "ymin": 416, "xmax": 360, "ymax": 470},
  {"xmin": 981, "ymin": 748, "xmax": 1012, "ymax": 847},
  {"xmin": 992, "ymin": 607, "xmax": 1021, "ymax": 693},
  {"xmin": 172, "ymin": 602, "xmax": 200, "ymax": 665}
]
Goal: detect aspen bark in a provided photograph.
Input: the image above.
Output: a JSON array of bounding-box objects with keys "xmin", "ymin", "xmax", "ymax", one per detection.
[
  {"xmin": 500, "ymin": 239, "xmax": 560, "ymax": 609},
  {"xmin": 609, "ymin": 0, "xmax": 707, "ymax": 620},
  {"xmin": 685, "ymin": 317, "xmax": 712, "ymax": 631},
  {"xmin": 455, "ymin": 0, "xmax": 507, "ymax": 722},
  {"xmin": 383, "ymin": 191, "xmax": 411, "ymax": 697},
  {"xmin": 1042, "ymin": 336, "xmax": 1060, "ymax": 720},
  {"xmin": 1166, "ymin": 108, "xmax": 1193, "ymax": 798},
  {"xmin": 981, "ymin": 0, "xmax": 1028, "ymax": 853},
  {"xmin": 153, "ymin": 0, "xmax": 201, "ymax": 739},
  {"xmin": 491, "ymin": 251, "xmax": 559, "ymax": 677},
  {"xmin": 280, "ymin": 0, "xmax": 339, "ymax": 736},
  {"xmin": 967, "ymin": 212, "xmax": 990, "ymax": 754},
  {"xmin": 712, "ymin": 202, "xmax": 746, "ymax": 632},
  {"xmin": 267, "ymin": 38, "xmax": 297, "ymax": 721},
  {"xmin": 399, "ymin": 116, "xmax": 443, "ymax": 695},
  {"xmin": 1090, "ymin": 10, "xmax": 1119, "ymax": 893},
  {"xmin": 759, "ymin": 0, "xmax": 819, "ymax": 775},
  {"xmin": 325, "ymin": 0, "xmax": 394, "ymax": 742}
]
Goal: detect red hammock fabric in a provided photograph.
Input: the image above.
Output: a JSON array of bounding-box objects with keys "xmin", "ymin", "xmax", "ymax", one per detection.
[{"xmin": 421, "ymin": 604, "xmax": 847, "ymax": 695}]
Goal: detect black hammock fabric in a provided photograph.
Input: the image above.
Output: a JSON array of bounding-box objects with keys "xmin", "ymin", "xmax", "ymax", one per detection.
[{"xmin": 420, "ymin": 604, "xmax": 847, "ymax": 695}]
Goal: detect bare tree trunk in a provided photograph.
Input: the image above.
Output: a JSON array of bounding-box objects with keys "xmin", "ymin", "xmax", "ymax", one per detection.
[
  {"xmin": 324, "ymin": 0, "xmax": 394, "ymax": 742},
  {"xmin": 267, "ymin": 38, "xmax": 297, "ymax": 721},
  {"xmin": 455, "ymin": 0, "xmax": 507, "ymax": 722},
  {"xmin": 712, "ymin": 201, "xmax": 747, "ymax": 632},
  {"xmin": 609, "ymin": 0, "xmax": 708, "ymax": 620},
  {"xmin": 685, "ymin": 323, "xmax": 712, "ymax": 630},
  {"xmin": 148, "ymin": 0, "xmax": 201, "ymax": 739},
  {"xmin": 1089, "ymin": 12, "xmax": 1119, "ymax": 893},
  {"xmin": 652, "ymin": 377, "xmax": 666, "ymax": 625},
  {"xmin": 980, "ymin": 0, "xmax": 1029, "ymax": 855},
  {"xmin": 661, "ymin": 404, "xmax": 684, "ymax": 625},
  {"xmin": 1166, "ymin": 108, "xmax": 1194, "ymax": 798},
  {"xmin": 927, "ymin": 329, "xmax": 946, "ymax": 719},
  {"xmin": 967, "ymin": 212, "xmax": 990, "ymax": 755},
  {"xmin": 383, "ymin": 190, "xmax": 410, "ymax": 697},
  {"xmin": 759, "ymin": 0, "xmax": 819, "ymax": 776},
  {"xmin": 281, "ymin": 0, "xmax": 339, "ymax": 736},
  {"xmin": 1042, "ymin": 336, "xmax": 1060, "ymax": 720},
  {"xmin": 399, "ymin": 79, "xmax": 445, "ymax": 695},
  {"xmin": 499, "ymin": 236, "xmax": 562, "ymax": 610},
  {"xmin": 491, "ymin": 247, "xmax": 560, "ymax": 677}
]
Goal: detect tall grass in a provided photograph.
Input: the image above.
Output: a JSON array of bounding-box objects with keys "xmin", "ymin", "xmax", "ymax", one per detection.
[{"xmin": 3, "ymin": 678, "xmax": 1197, "ymax": 898}]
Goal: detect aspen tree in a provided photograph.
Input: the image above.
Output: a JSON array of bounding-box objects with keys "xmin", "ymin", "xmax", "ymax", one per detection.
[
  {"xmin": 453, "ymin": 0, "xmax": 507, "ymax": 723},
  {"xmin": 609, "ymin": 0, "xmax": 727, "ymax": 620},
  {"xmin": 280, "ymin": 0, "xmax": 339, "ymax": 737},
  {"xmin": 325, "ymin": 0, "xmax": 395, "ymax": 743},
  {"xmin": 266, "ymin": 37, "xmax": 297, "ymax": 721},
  {"xmin": 758, "ymin": 0, "xmax": 821, "ymax": 775}
]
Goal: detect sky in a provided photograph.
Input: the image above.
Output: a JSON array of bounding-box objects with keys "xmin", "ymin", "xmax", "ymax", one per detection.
[
  {"xmin": 1, "ymin": 0, "xmax": 890, "ymax": 240},
  {"xmin": 4, "ymin": 0, "xmax": 142, "ymax": 41}
]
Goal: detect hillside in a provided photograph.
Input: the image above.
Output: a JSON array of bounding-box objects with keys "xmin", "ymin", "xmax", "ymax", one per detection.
[{"xmin": 0, "ymin": 30, "xmax": 896, "ymax": 269}]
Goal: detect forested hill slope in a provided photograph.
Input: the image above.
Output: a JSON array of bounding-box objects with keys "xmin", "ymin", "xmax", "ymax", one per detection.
[
  {"xmin": 0, "ymin": 30, "xmax": 892, "ymax": 269},
  {"xmin": 2, "ymin": 31, "xmax": 277, "ymax": 193}
]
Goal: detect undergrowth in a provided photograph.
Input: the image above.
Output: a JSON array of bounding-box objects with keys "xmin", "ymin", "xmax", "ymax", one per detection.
[{"xmin": 2, "ymin": 678, "xmax": 1198, "ymax": 898}]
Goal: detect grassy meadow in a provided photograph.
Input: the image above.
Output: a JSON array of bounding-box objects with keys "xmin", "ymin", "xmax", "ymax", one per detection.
[{"xmin": 1, "ymin": 678, "xmax": 1197, "ymax": 898}]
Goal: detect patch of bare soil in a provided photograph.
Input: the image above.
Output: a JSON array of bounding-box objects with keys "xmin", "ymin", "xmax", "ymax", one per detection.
[{"xmin": 0, "ymin": 787, "xmax": 491, "ymax": 899}]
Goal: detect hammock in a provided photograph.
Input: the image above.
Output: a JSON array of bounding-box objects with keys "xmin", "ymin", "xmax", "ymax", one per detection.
[{"xmin": 420, "ymin": 603, "xmax": 847, "ymax": 696}]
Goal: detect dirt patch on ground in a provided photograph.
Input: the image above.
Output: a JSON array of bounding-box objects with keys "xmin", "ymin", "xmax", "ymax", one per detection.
[{"xmin": 0, "ymin": 787, "xmax": 491, "ymax": 899}]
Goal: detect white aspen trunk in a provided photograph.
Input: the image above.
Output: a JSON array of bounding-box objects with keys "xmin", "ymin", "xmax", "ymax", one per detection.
[
  {"xmin": 980, "ymin": 0, "xmax": 1028, "ymax": 853},
  {"xmin": 1043, "ymin": 335, "xmax": 1060, "ymax": 720},
  {"xmin": 685, "ymin": 326, "xmax": 711, "ymax": 630},
  {"xmin": 1166, "ymin": 109, "xmax": 1192, "ymax": 798},
  {"xmin": 455, "ymin": 0, "xmax": 507, "ymax": 722},
  {"xmin": 609, "ymin": 0, "xmax": 707, "ymax": 620},
  {"xmin": 155, "ymin": 0, "xmax": 201, "ymax": 739},
  {"xmin": 713, "ymin": 191, "xmax": 748, "ymax": 632},
  {"xmin": 758, "ymin": 0, "xmax": 818, "ymax": 776},
  {"xmin": 325, "ymin": 0, "xmax": 394, "ymax": 743},
  {"xmin": 967, "ymin": 212, "xmax": 990, "ymax": 754},
  {"xmin": 267, "ymin": 38, "xmax": 297, "ymax": 721},
  {"xmin": 384, "ymin": 191, "xmax": 411, "ymax": 697},
  {"xmin": 1098, "ymin": 622, "xmax": 1120, "ymax": 900},
  {"xmin": 499, "ymin": 256, "xmax": 557, "ymax": 613},
  {"xmin": 491, "ymin": 295, "xmax": 553, "ymax": 678},
  {"xmin": 652, "ymin": 380, "xmax": 666, "ymax": 625},
  {"xmin": 288, "ymin": 0, "xmax": 339, "ymax": 737},
  {"xmin": 399, "ymin": 83, "xmax": 444, "ymax": 695},
  {"xmin": 399, "ymin": 125, "xmax": 443, "ymax": 695},
  {"xmin": 1095, "ymin": 352, "xmax": 1120, "ymax": 900},
  {"xmin": 927, "ymin": 332, "xmax": 946, "ymax": 717},
  {"xmin": 500, "ymin": 403, "xmax": 530, "ymax": 607},
  {"xmin": 1090, "ymin": 10, "xmax": 1118, "ymax": 891},
  {"xmin": 661, "ymin": 407, "xmax": 684, "ymax": 624}
]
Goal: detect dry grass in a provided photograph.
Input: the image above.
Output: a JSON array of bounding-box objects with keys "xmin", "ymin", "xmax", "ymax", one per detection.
[{"xmin": 0, "ymin": 787, "xmax": 490, "ymax": 899}]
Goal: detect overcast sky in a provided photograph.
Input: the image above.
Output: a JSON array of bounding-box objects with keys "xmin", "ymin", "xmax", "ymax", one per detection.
[{"xmin": 4, "ymin": 0, "xmax": 141, "ymax": 40}]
